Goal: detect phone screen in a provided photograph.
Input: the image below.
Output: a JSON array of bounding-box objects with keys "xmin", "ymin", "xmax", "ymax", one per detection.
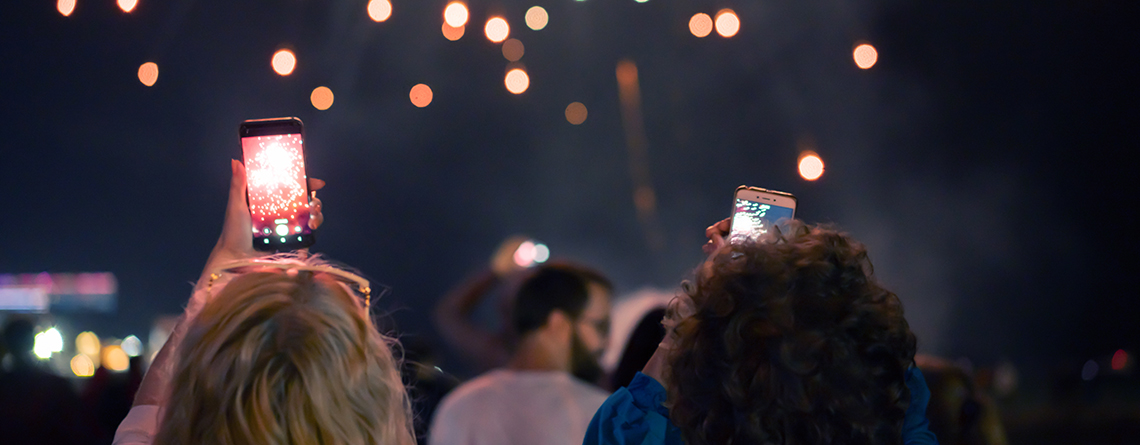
[
  {"xmin": 729, "ymin": 198, "xmax": 795, "ymax": 242},
  {"xmin": 240, "ymin": 132, "xmax": 312, "ymax": 249}
]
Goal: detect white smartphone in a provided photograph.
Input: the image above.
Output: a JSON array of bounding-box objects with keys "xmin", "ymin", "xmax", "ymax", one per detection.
[{"xmin": 729, "ymin": 185, "xmax": 797, "ymax": 243}]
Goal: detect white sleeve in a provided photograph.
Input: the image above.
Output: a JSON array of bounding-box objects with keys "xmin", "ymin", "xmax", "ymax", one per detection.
[{"xmin": 113, "ymin": 405, "xmax": 160, "ymax": 445}]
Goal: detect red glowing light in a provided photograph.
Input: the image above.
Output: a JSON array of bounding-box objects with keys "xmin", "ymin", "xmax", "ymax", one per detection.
[{"xmin": 1112, "ymin": 349, "xmax": 1128, "ymax": 371}]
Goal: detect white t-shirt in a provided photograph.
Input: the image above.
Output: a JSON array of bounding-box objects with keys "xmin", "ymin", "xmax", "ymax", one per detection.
[{"xmin": 428, "ymin": 369, "xmax": 610, "ymax": 445}]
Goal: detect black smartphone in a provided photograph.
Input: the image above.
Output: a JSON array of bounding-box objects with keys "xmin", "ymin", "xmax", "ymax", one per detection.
[
  {"xmin": 238, "ymin": 117, "xmax": 315, "ymax": 251},
  {"xmin": 729, "ymin": 185, "xmax": 797, "ymax": 243}
]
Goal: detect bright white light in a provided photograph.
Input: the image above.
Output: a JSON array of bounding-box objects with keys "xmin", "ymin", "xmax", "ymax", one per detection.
[
  {"xmin": 367, "ymin": 0, "xmax": 392, "ymax": 22},
  {"xmin": 276, "ymin": 224, "xmax": 289, "ymax": 236},
  {"xmin": 799, "ymin": 153, "xmax": 824, "ymax": 180},
  {"xmin": 444, "ymin": 2, "xmax": 469, "ymax": 28},
  {"xmin": 294, "ymin": 226, "xmax": 302, "ymax": 233},
  {"xmin": 853, "ymin": 43, "xmax": 878, "ymax": 69},
  {"xmin": 57, "ymin": 0, "xmax": 76, "ymax": 17},
  {"xmin": 485, "ymin": 17, "xmax": 510, "ymax": 43},
  {"xmin": 118, "ymin": 0, "xmax": 137, "ymax": 13},
  {"xmin": 513, "ymin": 240, "xmax": 537, "ymax": 267},
  {"xmin": 34, "ymin": 328, "xmax": 64, "ymax": 359},
  {"xmin": 121, "ymin": 335, "xmax": 143, "ymax": 357},
  {"xmin": 533, "ymin": 243, "xmax": 550, "ymax": 263}
]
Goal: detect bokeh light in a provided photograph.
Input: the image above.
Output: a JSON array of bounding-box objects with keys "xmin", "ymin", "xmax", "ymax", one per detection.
[
  {"xmin": 513, "ymin": 241, "xmax": 537, "ymax": 267},
  {"xmin": 367, "ymin": 0, "xmax": 392, "ymax": 22},
  {"xmin": 137, "ymin": 62, "xmax": 158, "ymax": 87},
  {"xmin": 121, "ymin": 335, "xmax": 143, "ymax": 357},
  {"xmin": 34, "ymin": 328, "xmax": 64, "ymax": 359},
  {"xmin": 525, "ymin": 6, "xmax": 549, "ymax": 31},
  {"xmin": 76, "ymin": 331, "xmax": 101, "ymax": 356},
  {"xmin": 502, "ymin": 39, "xmax": 525, "ymax": 62},
  {"xmin": 565, "ymin": 102, "xmax": 588, "ymax": 125},
  {"xmin": 853, "ymin": 43, "xmax": 878, "ymax": 69},
  {"xmin": 58, "ymin": 0, "xmax": 76, "ymax": 16},
  {"xmin": 533, "ymin": 243, "xmax": 550, "ymax": 263},
  {"xmin": 1112, "ymin": 349, "xmax": 1129, "ymax": 371},
  {"xmin": 504, "ymin": 68, "xmax": 529, "ymax": 94},
  {"xmin": 410, "ymin": 84, "xmax": 433, "ymax": 107},
  {"xmin": 102, "ymin": 345, "xmax": 130, "ymax": 372},
  {"xmin": 798, "ymin": 152, "xmax": 824, "ymax": 180},
  {"xmin": 118, "ymin": 0, "xmax": 137, "ymax": 13},
  {"xmin": 310, "ymin": 86, "xmax": 334, "ymax": 110},
  {"xmin": 272, "ymin": 49, "xmax": 296, "ymax": 76},
  {"xmin": 714, "ymin": 9, "xmax": 739, "ymax": 38},
  {"xmin": 444, "ymin": 2, "xmax": 468, "ymax": 28},
  {"xmin": 71, "ymin": 354, "xmax": 95, "ymax": 377},
  {"xmin": 485, "ymin": 17, "xmax": 510, "ymax": 43},
  {"xmin": 1081, "ymin": 359, "xmax": 1099, "ymax": 381},
  {"xmin": 688, "ymin": 13, "xmax": 712, "ymax": 38},
  {"xmin": 442, "ymin": 23, "xmax": 465, "ymax": 41}
]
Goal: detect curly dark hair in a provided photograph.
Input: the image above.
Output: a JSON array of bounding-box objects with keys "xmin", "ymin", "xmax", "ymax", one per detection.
[{"xmin": 667, "ymin": 222, "xmax": 917, "ymax": 445}]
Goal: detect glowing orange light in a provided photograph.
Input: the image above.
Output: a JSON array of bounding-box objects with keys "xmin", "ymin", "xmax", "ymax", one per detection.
[
  {"xmin": 799, "ymin": 152, "xmax": 824, "ymax": 180},
  {"xmin": 442, "ymin": 23, "xmax": 465, "ymax": 41},
  {"xmin": 714, "ymin": 9, "xmax": 739, "ymax": 38},
  {"xmin": 367, "ymin": 0, "xmax": 392, "ymax": 22},
  {"xmin": 310, "ymin": 86, "xmax": 334, "ymax": 110},
  {"xmin": 444, "ymin": 2, "xmax": 468, "ymax": 28},
  {"xmin": 502, "ymin": 39, "xmax": 525, "ymax": 62},
  {"xmin": 57, "ymin": 0, "xmax": 76, "ymax": 16},
  {"xmin": 525, "ymin": 6, "xmax": 549, "ymax": 31},
  {"xmin": 76, "ymin": 332, "xmax": 100, "ymax": 356},
  {"xmin": 102, "ymin": 345, "xmax": 130, "ymax": 372},
  {"xmin": 410, "ymin": 84, "xmax": 433, "ymax": 107},
  {"xmin": 504, "ymin": 68, "xmax": 529, "ymax": 94},
  {"xmin": 1112, "ymin": 349, "xmax": 1128, "ymax": 371},
  {"xmin": 853, "ymin": 43, "xmax": 878, "ymax": 69},
  {"xmin": 118, "ymin": 0, "xmax": 137, "ymax": 13},
  {"xmin": 688, "ymin": 13, "xmax": 713, "ymax": 38},
  {"xmin": 565, "ymin": 102, "xmax": 587, "ymax": 125},
  {"xmin": 272, "ymin": 49, "xmax": 296, "ymax": 76},
  {"xmin": 137, "ymin": 62, "xmax": 158, "ymax": 87},
  {"xmin": 485, "ymin": 17, "xmax": 510, "ymax": 43},
  {"xmin": 71, "ymin": 354, "xmax": 95, "ymax": 377}
]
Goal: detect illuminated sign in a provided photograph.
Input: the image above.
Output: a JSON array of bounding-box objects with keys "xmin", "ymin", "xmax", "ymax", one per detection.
[{"xmin": 0, "ymin": 273, "xmax": 117, "ymax": 313}]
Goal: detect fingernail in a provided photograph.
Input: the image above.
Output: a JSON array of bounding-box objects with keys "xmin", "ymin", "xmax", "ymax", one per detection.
[{"xmin": 231, "ymin": 159, "xmax": 238, "ymax": 173}]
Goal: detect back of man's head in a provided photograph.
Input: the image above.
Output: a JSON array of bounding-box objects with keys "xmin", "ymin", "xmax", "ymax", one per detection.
[{"xmin": 512, "ymin": 264, "xmax": 607, "ymax": 336}]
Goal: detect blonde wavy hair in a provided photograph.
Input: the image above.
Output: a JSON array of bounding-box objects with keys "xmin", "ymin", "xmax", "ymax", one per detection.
[{"xmin": 155, "ymin": 259, "xmax": 414, "ymax": 445}]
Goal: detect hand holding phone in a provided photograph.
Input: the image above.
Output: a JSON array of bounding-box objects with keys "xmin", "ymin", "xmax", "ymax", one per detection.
[
  {"xmin": 239, "ymin": 117, "xmax": 316, "ymax": 251},
  {"xmin": 728, "ymin": 185, "xmax": 797, "ymax": 243}
]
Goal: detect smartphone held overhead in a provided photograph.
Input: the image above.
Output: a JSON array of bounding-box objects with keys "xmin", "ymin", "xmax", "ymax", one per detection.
[
  {"xmin": 239, "ymin": 117, "xmax": 315, "ymax": 252},
  {"xmin": 729, "ymin": 185, "xmax": 797, "ymax": 243}
]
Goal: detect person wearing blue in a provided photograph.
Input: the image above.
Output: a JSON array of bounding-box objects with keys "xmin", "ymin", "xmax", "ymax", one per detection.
[{"xmin": 585, "ymin": 219, "xmax": 939, "ymax": 445}]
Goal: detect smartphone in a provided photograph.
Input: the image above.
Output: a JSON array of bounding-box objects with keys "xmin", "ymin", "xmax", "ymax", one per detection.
[
  {"xmin": 729, "ymin": 185, "xmax": 797, "ymax": 243},
  {"xmin": 238, "ymin": 117, "xmax": 315, "ymax": 251}
]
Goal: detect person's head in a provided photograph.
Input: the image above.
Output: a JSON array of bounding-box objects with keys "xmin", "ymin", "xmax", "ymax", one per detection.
[
  {"xmin": 155, "ymin": 259, "xmax": 414, "ymax": 445},
  {"xmin": 511, "ymin": 263, "xmax": 612, "ymax": 381},
  {"xmin": 668, "ymin": 222, "xmax": 917, "ymax": 445},
  {"xmin": 2, "ymin": 318, "xmax": 36, "ymax": 365}
]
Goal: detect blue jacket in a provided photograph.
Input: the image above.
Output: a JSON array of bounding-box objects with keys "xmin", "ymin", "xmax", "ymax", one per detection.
[{"xmin": 584, "ymin": 367, "xmax": 940, "ymax": 445}]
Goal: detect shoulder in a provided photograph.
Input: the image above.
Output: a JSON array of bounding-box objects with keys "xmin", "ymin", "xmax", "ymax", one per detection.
[{"xmin": 435, "ymin": 370, "xmax": 512, "ymax": 415}]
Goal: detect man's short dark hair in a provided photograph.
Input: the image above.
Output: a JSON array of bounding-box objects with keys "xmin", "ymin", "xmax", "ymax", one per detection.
[{"xmin": 511, "ymin": 263, "xmax": 609, "ymax": 336}]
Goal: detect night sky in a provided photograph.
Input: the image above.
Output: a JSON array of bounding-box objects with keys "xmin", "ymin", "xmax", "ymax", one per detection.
[{"xmin": 3, "ymin": 0, "xmax": 1137, "ymax": 379}]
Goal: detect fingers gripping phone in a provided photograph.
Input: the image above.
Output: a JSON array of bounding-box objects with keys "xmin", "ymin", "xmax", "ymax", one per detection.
[
  {"xmin": 729, "ymin": 185, "xmax": 797, "ymax": 243},
  {"xmin": 239, "ymin": 117, "xmax": 315, "ymax": 251}
]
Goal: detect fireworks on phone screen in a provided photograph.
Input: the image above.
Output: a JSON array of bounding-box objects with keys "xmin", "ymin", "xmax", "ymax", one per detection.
[
  {"xmin": 241, "ymin": 134, "xmax": 310, "ymax": 239},
  {"xmin": 730, "ymin": 199, "xmax": 794, "ymax": 242}
]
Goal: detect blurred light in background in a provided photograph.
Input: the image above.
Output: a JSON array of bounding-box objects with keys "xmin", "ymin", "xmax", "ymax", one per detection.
[
  {"xmin": 502, "ymin": 39, "xmax": 525, "ymax": 62},
  {"xmin": 444, "ymin": 2, "xmax": 468, "ymax": 28},
  {"xmin": 798, "ymin": 152, "xmax": 824, "ymax": 180},
  {"xmin": 367, "ymin": 0, "xmax": 392, "ymax": 22},
  {"xmin": 71, "ymin": 354, "xmax": 95, "ymax": 377},
  {"xmin": 565, "ymin": 102, "xmax": 588, "ymax": 125},
  {"xmin": 76, "ymin": 331, "xmax": 100, "ymax": 356},
  {"xmin": 853, "ymin": 43, "xmax": 878, "ymax": 69},
  {"xmin": 138, "ymin": 62, "xmax": 158, "ymax": 87},
  {"xmin": 442, "ymin": 23, "xmax": 465, "ymax": 41},
  {"xmin": 715, "ymin": 9, "xmax": 739, "ymax": 38},
  {"xmin": 272, "ymin": 49, "xmax": 296, "ymax": 76},
  {"xmin": 1081, "ymin": 359, "xmax": 1099, "ymax": 381},
  {"xmin": 688, "ymin": 13, "xmax": 713, "ymax": 38},
  {"xmin": 1112, "ymin": 349, "xmax": 1128, "ymax": 371},
  {"xmin": 57, "ymin": 0, "xmax": 76, "ymax": 16},
  {"xmin": 525, "ymin": 6, "xmax": 549, "ymax": 31},
  {"xmin": 33, "ymin": 327, "xmax": 63, "ymax": 359},
  {"xmin": 533, "ymin": 243, "xmax": 550, "ymax": 263},
  {"xmin": 118, "ymin": 0, "xmax": 137, "ymax": 13},
  {"xmin": 485, "ymin": 17, "xmax": 510, "ymax": 43},
  {"xmin": 410, "ymin": 84, "xmax": 433, "ymax": 107},
  {"xmin": 504, "ymin": 68, "xmax": 529, "ymax": 94},
  {"xmin": 102, "ymin": 345, "xmax": 129, "ymax": 372},
  {"xmin": 310, "ymin": 86, "xmax": 334, "ymax": 110},
  {"xmin": 121, "ymin": 335, "xmax": 143, "ymax": 357}
]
